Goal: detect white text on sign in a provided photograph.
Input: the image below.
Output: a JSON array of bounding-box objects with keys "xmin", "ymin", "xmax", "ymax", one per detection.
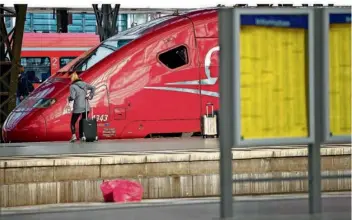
[{"xmin": 92, "ymin": 114, "xmax": 108, "ymax": 122}]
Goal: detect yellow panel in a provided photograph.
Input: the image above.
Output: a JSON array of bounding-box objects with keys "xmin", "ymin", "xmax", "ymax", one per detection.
[
  {"xmin": 329, "ymin": 23, "xmax": 351, "ymax": 136},
  {"xmin": 240, "ymin": 26, "xmax": 309, "ymax": 139}
]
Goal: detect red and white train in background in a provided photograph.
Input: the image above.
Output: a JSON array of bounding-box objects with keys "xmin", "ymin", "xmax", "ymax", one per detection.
[
  {"xmin": 3, "ymin": 9, "xmax": 222, "ymax": 142},
  {"xmin": 19, "ymin": 32, "xmax": 100, "ymax": 89}
]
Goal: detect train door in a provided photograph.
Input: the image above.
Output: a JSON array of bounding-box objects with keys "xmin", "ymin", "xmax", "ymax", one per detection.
[
  {"xmin": 195, "ymin": 38, "xmax": 219, "ymax": 116},
  {"xmin": 130, "ymin": 20, "xmax": 201, "ymax": 122},
  {"xmin": 89, "ymin": 84, "xmax": 113, "ymax": 138},
  {"xmin": 154, "ymin": 43, "xmax": 201, "ymax": 120}
]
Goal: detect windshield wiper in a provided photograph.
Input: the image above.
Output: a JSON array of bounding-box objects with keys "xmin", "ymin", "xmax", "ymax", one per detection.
[
  {"xmin": 69, "ymin": 57, "xmax": 86, "ymax": 72},
  {"xmin": 101, "ymin": 44, "xmax": 118, "ymax": 51}
]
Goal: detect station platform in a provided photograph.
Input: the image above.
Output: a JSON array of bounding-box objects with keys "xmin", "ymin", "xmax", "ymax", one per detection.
[
  {"xmin": 0, "ymin": 137, "xmax": 348, "ymax": 157},
  {"xmin": 0, "ymin": 137, "xmax": 219, "ymax": 157},
  {"xmin": 0, "ymin": 138, "xmax": 350, "ymax": 208},
  {"xmin": 1, "ymin": 193, "xmax": 351, "ymax": 220}
]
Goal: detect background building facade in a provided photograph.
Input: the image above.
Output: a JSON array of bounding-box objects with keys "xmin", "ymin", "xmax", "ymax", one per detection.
[{"xmin": 5, "ymin": 12, "xmax": 162, "ymax": 33}]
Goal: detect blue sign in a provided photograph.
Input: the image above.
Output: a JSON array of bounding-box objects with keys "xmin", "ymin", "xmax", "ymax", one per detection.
[
  {"xmin": 330, "ymin": 13, "xmax": 351, "ymax": 24},
  {"xmin": 241, "ymin": 15, "xmax": 308, "ymax": 29}
]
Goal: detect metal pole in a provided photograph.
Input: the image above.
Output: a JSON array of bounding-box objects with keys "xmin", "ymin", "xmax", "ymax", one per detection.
[
  {"xmin": 111, "ymin": 4, "xmax": 120, "ymax": 35},
  {"xmin": 308, "ymin": 8, "xmax": 323, "ymax": 214},
  {"xmin": 0, "ymin": 5, "xmax": 5, "ymax": 61},
  {"xmin": 8, "ymin": 4, "xmax": 26, "ymax": 112},
  {"xmin": 102, "ymin": 4, "xmax": 109, "ymax": 41},
  {"xmin": 218, "ymin": 8, "xmax": 235, "ymax": 219}
]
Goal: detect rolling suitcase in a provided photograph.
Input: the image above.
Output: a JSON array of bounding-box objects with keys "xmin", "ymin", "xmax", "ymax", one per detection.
[
  {"xmin": 79, "ymin": 99, "xmax": 98, "ymax": 142},
  {"xmin": 201, "ymin": 103, "xmax": 217, "ymax": 138}
]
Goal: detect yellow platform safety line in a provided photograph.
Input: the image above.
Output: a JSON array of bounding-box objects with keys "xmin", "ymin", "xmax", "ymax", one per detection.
[
  {"xmin": 329, "ymin": 23, "xmax": 351, "ymax": 136},
  {"xmin": 240, "ymin": 25, "xmax": 308, "ymax": 139}
]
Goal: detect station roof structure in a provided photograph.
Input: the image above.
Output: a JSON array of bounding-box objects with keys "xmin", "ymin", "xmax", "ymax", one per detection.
[{"xmin": 2, "ymin": 6, "xmax": 196, "ymax": 14}]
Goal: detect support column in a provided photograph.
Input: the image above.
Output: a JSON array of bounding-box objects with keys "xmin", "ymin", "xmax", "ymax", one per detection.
[
  {"xmin": 56, "ymin": 9, "xmax": 69, "ymax": 33},
  {"xmin": 0, "ymin": 5, "xmax": 5, "ymax": 61},
  {"xmin": 308, "ymin": 8, "xmax": 324, "ymax": 214},
  {"xmin": 8, "ymin": 5, "xmax": 26, "ymax": 111},
  {"xmin": 218, "ymin": 8, "xmax": 235, "ymax": 219},
  {"xmin": 0, "ymin": 4, "xmax": 27, "ymax": 142},
  {"xmin": 93, "ymin": 4, "xmax": 120, "ymax": 42}
]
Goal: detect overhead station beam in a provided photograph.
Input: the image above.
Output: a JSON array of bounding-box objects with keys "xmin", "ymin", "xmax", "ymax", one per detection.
[{"xmin": 0, "ymin": 4, "xmax": 27, "ymax": 142}]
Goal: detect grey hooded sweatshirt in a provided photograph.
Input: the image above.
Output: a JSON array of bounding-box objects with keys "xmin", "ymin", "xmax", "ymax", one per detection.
[{"xmin": 69, "ymin": 80, "xmax": 96, "ymax": 114}]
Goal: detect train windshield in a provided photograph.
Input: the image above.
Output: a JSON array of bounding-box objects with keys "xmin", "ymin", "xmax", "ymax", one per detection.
[
  {"xmin": 69, "ymin": 15, "xmax": 175, "ymax": 73},
  {"xmin": 72, "ymin": 39, "xmax": 132, "ymax": 72}
]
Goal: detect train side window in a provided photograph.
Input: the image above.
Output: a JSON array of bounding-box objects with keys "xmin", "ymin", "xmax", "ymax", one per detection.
[
  {"xmin": 60, "ymin": 57, "xmax": 77, "ymax": 68},
  {"xmin": 158, "ymin": 45, "xmax": 189, "ymax": 69},
  {"xmin": 20, "ymin": 57, "xmax": 51, "ymax": 83}
]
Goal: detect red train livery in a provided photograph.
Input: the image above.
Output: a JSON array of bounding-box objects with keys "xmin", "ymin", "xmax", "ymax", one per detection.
[
  {"xmin": 2, "ymin": 9, "xmax": 221, "ymax": 142},
  {"xmin": 20, "ymin": 33, "xmax": 99, "ymax": 88}
]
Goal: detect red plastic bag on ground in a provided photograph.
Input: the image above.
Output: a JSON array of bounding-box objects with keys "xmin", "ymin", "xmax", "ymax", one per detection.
[
  {"xmin": 100, "ymin": 180, "xmax": 116, "ymax": 202},
  {"xmin": 100, "ymin": 179, "xmax": 143, "ymax": 203}
]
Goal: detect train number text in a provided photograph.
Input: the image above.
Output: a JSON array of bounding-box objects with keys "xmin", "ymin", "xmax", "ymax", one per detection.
[{"xmin": 92, "ymin": 114, "xmax": 108, "ymax": 122}]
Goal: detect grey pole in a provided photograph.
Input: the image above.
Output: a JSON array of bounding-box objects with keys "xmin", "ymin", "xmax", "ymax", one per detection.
[
  {"xmin": 218, "ymin": 8, "xmax": 235, "ymax": 219},
  {"xmin": 308, "ymin": 8, "xmax": 323, "ymax": 214}
]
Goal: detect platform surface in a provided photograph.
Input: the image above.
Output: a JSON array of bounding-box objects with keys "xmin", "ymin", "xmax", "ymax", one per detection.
[
  {"xmin": 1, "ymin": 193, "xmax": 350, "ymax": 220},
  {"xmin": 0, "ymin": 138, "xmax": 218, "ymax": 157},
  {"xmin": 0, "ymin": 137, "xmax": 346, "ymax": 158}
]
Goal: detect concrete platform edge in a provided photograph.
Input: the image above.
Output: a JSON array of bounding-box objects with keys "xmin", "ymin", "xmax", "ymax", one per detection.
[{"xmin": 1, "ymin": 192, "xmax": 350, "ymax": 216}]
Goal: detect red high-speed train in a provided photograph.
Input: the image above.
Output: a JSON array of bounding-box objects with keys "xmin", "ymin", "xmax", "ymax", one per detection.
[{"xmin": 2, "ymin": 9, "xmax": 222, "ymax": 142}]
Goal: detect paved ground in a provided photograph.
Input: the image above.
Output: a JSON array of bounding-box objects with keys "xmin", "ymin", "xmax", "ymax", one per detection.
[
  {"xmin": 1, "ymin": 193, "xmax": 350, "ymax": 220},
  {"xmin": 0, "ymin": 137, "xmax": 344, "ymax": 157}
]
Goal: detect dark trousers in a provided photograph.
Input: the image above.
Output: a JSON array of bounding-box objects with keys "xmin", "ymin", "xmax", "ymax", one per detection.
[{"xmin": 70, "ymin": 111, "xmax": 89, "ymax": 134}]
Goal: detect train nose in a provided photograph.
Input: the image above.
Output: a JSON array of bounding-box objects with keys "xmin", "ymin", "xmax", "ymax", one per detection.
[{"xmin": 2, "ymin": 111, "xmax": 47, "ymax": 143}]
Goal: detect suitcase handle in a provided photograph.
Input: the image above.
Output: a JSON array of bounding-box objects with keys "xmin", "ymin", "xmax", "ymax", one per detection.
[
  {"xmin": 206, "ymin": 103, "xmax": 214, "ymax": 117},
  {"xmin": 85, "ymin": 97, "xmax": 93, "ymax": 119}
]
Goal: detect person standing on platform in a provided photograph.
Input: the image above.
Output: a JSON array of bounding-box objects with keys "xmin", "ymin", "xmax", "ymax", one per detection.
[
  {"xmin": 16, "ymin": 65, "xmax": 33, "ymax": 105},
  {"xmin": 67, "ymin": 72, "xmax": 96, "ymax": 143}
]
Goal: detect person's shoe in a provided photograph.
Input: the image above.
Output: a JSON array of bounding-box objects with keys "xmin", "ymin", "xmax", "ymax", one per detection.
[{"xmin": 69, "ymin": 134, "xmax": 77, "ymax": 143}]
